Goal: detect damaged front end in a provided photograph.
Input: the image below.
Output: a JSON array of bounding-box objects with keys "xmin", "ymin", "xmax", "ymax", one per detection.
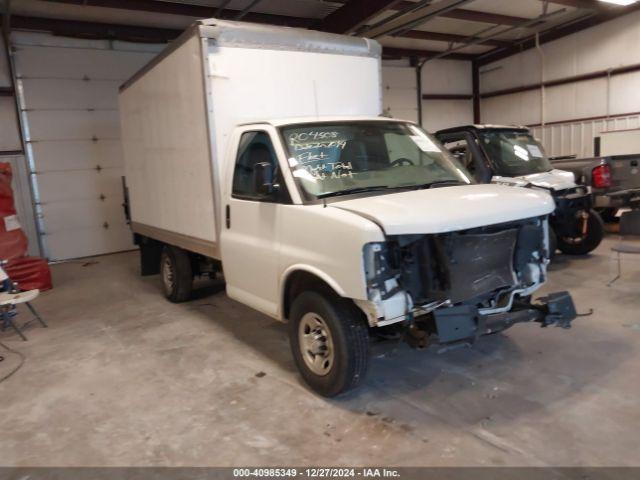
[{"xmin": 356, "ymin": 216, "xmax": 577, "ymax": 347}]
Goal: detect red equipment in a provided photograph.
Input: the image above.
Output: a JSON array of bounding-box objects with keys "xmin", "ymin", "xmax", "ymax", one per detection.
[{"xmin": 0, "ymin": 162, "xmax": 52, "ymax": 291}]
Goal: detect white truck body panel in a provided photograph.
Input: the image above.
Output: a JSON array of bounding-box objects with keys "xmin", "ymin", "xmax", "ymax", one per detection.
[
  {"xmin": 600, "ymin": 129, "xmax": 640, "ymax": 156},
  {"xmin": 119, "ymin": 34, "xmax": 217, "ymax": 255}
]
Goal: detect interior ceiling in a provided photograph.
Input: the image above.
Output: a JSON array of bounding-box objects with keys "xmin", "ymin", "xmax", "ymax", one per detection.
[{"xmin": 2, "ymin": 0, "xmax": 640, "ymax": 65}]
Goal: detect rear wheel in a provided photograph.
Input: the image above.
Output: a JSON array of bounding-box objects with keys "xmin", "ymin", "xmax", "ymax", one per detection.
[
  {"xmin": 289, "ymin": 291, "xmax": 369, "ymax": 397},
  {"xmin": 557, "ymin": 209, "xmax": 604, "ymax": 255},
  {"xmin": 160, "ymin": 245, "xmax": 193, "ymax": 302}
]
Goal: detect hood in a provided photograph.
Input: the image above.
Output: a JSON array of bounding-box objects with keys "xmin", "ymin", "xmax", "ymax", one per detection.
[
  {"xmin": 493, "ymin": 169, "xmax": 577, "ymax": 191},
  {"xmin": 330, "ymin": 184, "xmax": 554, "ymax": 235}
]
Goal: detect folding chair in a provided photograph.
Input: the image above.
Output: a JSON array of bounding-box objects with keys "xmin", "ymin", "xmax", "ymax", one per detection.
[
  {"xmin": 0, "ymin": 264, "xmax": 47, "ymax": 341},
  {"xmin": 608, "ymin": 210, "xmax": 640, "ymax": 286}
]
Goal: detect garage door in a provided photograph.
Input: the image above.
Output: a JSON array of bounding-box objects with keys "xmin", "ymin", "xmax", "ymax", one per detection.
[
  {"xmin": 12, "ymin": 32, "xmax": 162, "ymax": 260},
  {"xmin": 382, "ymin": 64, "xmax": 418, "ymax": 123}
]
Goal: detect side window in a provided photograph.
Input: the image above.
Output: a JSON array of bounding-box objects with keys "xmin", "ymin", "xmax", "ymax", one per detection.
[
  {"xmin": 441, "ymin": 137, "xmax": 476, "ymax": 175},
  {"xmin": 232, "ymin": 131, "xmax": 279, "ymax": 200}
]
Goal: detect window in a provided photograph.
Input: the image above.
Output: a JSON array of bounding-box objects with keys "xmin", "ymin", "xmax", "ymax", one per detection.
[
  {"xmin": 478, "ymin": 131, "xmax": 553, "ymax": 176},
  {"xmin": 280, "ymin": 121, "xmax": 472, "ymax": 199},
  {"xmin": 441, "ymin": 137, "xmax": 476, "ymax": 175},
  {"xmin": 232, "ymin": 131, "xmax": 279, "ymax": 199}
]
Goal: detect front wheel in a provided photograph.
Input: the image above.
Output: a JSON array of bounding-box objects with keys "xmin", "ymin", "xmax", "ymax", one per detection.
[
  {"xmin": 289, "ymin": 291, "xmax": 369, "ymax": 397},
  {"xmin": 556, "ymin": 209, "xmax": 604, "ymax": 255}
]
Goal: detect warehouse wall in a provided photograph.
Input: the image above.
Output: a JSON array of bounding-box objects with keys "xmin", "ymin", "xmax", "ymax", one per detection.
[
  {"xmin": 421, "ymin": 59, "xmax": 473, "ymax": 133},
  {"xmin": 382, "ymin": 59, "xmax": 473, "ymax": 133},
  {"xmin": 11, "ymin": 32, "xmax": 163, "ymax": 260},
  {"xmin": 480, "ymin": 9, "xmax": 640, "ymax": 157}
]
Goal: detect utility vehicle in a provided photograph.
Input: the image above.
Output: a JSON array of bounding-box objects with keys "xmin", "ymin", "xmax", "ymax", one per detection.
[{"xmin": 119, "ymin": 20, "xmax": 577, "ymax": 396}]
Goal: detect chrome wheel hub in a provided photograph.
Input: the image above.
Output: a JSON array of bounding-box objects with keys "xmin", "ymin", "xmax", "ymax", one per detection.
[
  {"xmin": 298, "ymin": 312, "xmax": 334, "ymax": 376},
  {"xmin": 162, "ymin": 256, "xmax": 174, "ymax": 293}
]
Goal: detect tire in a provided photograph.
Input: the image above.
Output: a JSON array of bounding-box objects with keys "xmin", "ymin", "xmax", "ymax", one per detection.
[
  {"xmin": 289, "ymin": 291, "xmax": 369, "ymax": 397},
  {"xmin": 160, "ymin": 245, "xmax": 193, "ymax": 303},
  {"xmin": 556, "ymin": 209, "xmax": 605, "ymax": 255}
]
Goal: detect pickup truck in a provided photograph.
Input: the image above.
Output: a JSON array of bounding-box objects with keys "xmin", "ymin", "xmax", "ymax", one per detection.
[
  {"xmin": 119, "ymin": 20, "xmax": 577, "ymax": 397},
  {"xmin": 549, "ymin": 155, "xmax": 640, "ymax": 221},
  {"xmin": 436, "ymin": 125, "xmax": 604, "ymax": 255}
]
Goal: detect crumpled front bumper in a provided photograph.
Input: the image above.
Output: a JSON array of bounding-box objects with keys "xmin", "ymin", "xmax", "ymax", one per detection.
[{"xmin": 433, "ymin": 291, "xmax": 577, "ymax": 344}]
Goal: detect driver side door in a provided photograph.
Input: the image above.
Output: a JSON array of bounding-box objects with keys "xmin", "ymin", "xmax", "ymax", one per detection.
[{"xmin": 220, "ymin": 127, "xmax": 290, "ymax": 318}]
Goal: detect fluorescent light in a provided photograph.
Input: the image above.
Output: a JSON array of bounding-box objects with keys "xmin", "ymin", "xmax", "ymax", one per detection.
[{"xmin": 598, "ymin": 0, "xmax": 638, "ymax": 6}]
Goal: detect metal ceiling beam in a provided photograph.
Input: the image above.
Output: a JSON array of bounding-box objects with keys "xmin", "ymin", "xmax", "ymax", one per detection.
[
  {"xmin": 382, "ymin": 46, "xmax": 476, "ymax": 61},
  {"xmin": 317, "ymin": 0, "xmax": 403, "ymax": 34},
  {"xmin": 364, "ymin": 0, "xmax": 475, "ymax": 38},
  {"xmin": 235, "ymin": 0, "xmax": 262, "ymax": 21},
  {"xmin": 399, "ymin": 29, "xmax": 510, "ymax": 47},
  {"xmin": 37, "ymin": 0, "xmax": 314, "ymax": 28},
  {"xmin": 439, "ymin": 9, "xmax": 531, "ymax": 25},
  {"xmin": 425, "ymin": 8, "xmax": 566, "ymax": 62},
  {"xmin": 331, "ymin": 1, "xmax": 532, "ymax": 26},
  {"xmin": 477, "ymin": 2, "xmax": 640, "ymax": 66},
  {"xmin": 4, "ymin": 14, "xmax": 182, "ymax": 42},
  {"xmin": 4, "ymin": 13, "xmax": 468, "ymax": 62}
]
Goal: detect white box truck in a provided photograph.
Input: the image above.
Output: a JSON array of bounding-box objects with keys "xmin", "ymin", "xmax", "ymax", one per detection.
[{"xmin": 119, "ymin": 19, "xmax": 577, "ymax": 397}]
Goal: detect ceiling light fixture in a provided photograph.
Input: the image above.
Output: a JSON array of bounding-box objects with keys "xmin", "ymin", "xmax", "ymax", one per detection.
[{"xmin": 598, "ymin": 0, "xmax": 638, "ymax": 6}]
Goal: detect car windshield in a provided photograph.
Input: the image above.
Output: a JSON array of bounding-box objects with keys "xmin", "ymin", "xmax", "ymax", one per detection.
[
  {"xmin": 280, "ymin": 121, "xmax": 472, "ymax": 200},
  {"xmin": 478, "ymin": 130, "xmax": 553, "ymax": 177}
]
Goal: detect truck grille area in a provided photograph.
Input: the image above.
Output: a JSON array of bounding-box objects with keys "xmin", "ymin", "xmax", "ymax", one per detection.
[{"xmin": 387, "ymin": 217, "xmax": 545, "ymax": 306}]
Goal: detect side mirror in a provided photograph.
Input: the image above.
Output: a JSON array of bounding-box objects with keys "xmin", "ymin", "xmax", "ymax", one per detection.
[{"xmin": 253, "ymin": 162, "xmax": 278, "ymax": 196}]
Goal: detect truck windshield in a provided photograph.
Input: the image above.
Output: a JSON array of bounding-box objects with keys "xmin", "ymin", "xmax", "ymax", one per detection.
[
  {"xmin": 478, "ymin": 130, "xmax": 553, "ymax": 177},
  {"xmin": 280, "ymin": 121, "xmax": 472, "ymax": 200}
]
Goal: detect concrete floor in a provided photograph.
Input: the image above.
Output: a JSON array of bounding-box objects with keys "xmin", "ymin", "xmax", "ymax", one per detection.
[{"xmin": 0, "ymin": 236, "xmax": 639, "ymax": 467}]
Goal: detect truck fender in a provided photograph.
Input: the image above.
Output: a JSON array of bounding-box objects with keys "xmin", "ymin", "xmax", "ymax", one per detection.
[{"xmin": 279, "ymin": 264, "xmax": 349, "ymax": 320}]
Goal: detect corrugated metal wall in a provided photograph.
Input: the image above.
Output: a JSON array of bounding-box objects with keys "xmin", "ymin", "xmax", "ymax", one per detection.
[
  {"xmin": 531, "ymin": 114, "xmax": 640, "ymax": 158},
  {"xmin": 480, "ymin": 9, "xmax": 640, "ymax": 157}
]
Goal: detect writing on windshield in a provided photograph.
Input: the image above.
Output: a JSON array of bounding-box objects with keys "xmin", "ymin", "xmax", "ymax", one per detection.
[{"xmin": 281, "ymin": 122, "xmax": 471, "ymax": 199}]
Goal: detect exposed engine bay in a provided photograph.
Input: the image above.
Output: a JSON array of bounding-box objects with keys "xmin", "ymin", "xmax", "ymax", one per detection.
[{"xmin": 358, "ymin": 216, "xmax": 576, "ymax": 346}]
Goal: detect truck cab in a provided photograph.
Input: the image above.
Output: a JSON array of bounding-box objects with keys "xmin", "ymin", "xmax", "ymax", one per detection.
[{"xmin": 436, "ymin": 125, "xmax": 604, "ymax": 256}]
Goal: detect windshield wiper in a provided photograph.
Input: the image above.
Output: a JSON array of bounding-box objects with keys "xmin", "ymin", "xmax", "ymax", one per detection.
[
  {"xmin": 415, "ymin": 179, "xmax": 467, "ymax": 189},
  {"xmin": 316, "ymin": 185, "xmax": 390, "ymax": 199}
]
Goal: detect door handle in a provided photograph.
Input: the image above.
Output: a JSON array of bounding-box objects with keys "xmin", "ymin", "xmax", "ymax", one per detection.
[{"xmin": 225, "ymin": 205, "xmax": 231, "ymax": 229}]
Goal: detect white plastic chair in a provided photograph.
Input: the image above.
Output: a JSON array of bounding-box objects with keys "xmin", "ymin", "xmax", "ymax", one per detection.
[
  {"xmin": 0, "ymin": 265, "xmax": 47, "ymax": 341},
  {"xmin": 608, "ymin": 210, "xmax": 640, "ymax": 286}
]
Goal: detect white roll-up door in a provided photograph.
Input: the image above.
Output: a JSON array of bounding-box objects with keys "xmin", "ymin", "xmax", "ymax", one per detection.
[
  {"xmin": 12, "ymin": 32, "xmax": 162, "ymax": 260},
  {"xmin": 382, "ymin": 64, "xmax": 418, "ymax": 123}
]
